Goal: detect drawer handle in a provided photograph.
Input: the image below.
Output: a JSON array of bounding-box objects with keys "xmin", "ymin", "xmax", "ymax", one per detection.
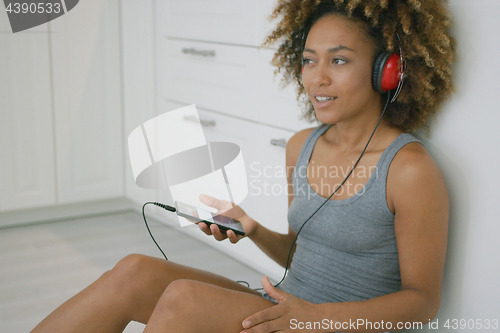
[
  {"xmin": 270, "ymin": 138, "xmax": 287, "ymax": 148},
  {"xmin": 182, "ymin": 48, "xmax": 216, "ymax": 57},
  {"xmin": 183, "ymin": 115, "xmax": 216, "ymax": 127}
]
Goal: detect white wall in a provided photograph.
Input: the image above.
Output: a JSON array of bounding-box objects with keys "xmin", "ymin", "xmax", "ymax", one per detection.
[{"xmin": 413, "ymin": 0, "xmax": 500, "ymax": 330}]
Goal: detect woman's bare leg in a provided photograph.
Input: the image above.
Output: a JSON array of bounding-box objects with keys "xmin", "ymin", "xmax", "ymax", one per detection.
[
  {"xmin": 144, "ymin": 279, "xmax": 275, "ymax": 333},
  {"xmin": 31, "ymin": 254, "xmax": 264, "ymax": 333}
]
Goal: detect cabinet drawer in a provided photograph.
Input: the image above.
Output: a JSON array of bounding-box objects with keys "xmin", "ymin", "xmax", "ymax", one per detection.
[
  {"xmin": 158, "ymin": 39, "xmax": 310, "ymax": 131},
  {"xmin": 156, "ymin": 0, "xmax": 261, "ymax": 46},
  {"xmin": 159, "ymin": 39, "xmax": 254, "ymax": 123},
  {"xmin": 254, "ymin": 47, "xmax": 312, "ymax": 132}
]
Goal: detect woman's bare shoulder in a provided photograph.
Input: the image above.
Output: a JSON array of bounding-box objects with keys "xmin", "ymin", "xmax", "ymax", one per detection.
[
  {"xmin": 286, "ymin": 127, "xmax": 316, "ymax": 168},
  {"xmin": 387, "ymin": 140, "xmax": 448, "ymax": 213},
  {"xmin": 390, "ymin": 141, "xmax": 440, "ymax": 177}
]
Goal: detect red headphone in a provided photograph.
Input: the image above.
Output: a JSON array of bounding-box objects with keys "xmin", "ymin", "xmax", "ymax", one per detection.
[{"xmin": 372, "ymin": 52, "xmax": 405, "ymax": 95}]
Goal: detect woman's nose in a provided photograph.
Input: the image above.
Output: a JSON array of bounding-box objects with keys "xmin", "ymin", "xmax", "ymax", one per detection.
[{"xmin": 310, "ymin": 63, "xmax": 332, "ymax": 87}]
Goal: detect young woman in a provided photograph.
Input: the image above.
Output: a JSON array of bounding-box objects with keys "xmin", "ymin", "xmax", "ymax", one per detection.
[{"xmin": 32, "ymin": 1, "xmax": 456, "ymax": 332}]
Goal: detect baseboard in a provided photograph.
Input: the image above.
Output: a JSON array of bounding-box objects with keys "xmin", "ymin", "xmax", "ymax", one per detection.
[{"xmin": 0, "ymin": 197, "xmax": 134, "ymax": 229}]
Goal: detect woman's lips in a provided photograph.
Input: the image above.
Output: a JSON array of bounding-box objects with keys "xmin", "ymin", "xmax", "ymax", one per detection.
[{"xmin": 313, "ymin": 96, "xmax": 338, "ymax": 108}]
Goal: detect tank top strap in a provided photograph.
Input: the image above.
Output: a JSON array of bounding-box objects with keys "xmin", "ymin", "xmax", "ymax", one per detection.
[
  {"xmin": 376, "ymin": 133, "xmax": 424, "ymax": 187},
  {"xmin": 295, "ymin": 124, "xmax": 332, "ymax": 169}
]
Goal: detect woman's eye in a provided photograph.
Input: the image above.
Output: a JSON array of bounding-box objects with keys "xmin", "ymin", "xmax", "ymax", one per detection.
[
  {"xmin": 302, "ymin": 58, "xmax": 313, "ymax": 66},
  {"xmin": 302, "ymin": 58, "xmax": 346, "ymax": 66}
]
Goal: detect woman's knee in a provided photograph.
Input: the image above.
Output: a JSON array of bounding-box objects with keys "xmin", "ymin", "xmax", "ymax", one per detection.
[
  {"xmin": 101, "ymin": 254, "xmax": 163, "ymax": 297},
  {"xmin": 106, "ymin": 254, "xmax": 148, "ymax": 282},
  {"xmin": 157, "ymin": 279, "xmax": 205, "ymax": 313},
  {"xmin": 143, "ymin": 280, "xmax": 210, "ymax": 330},
  {"xmin": 112, "ymin": 254, "xmax": 152, "ymax": 276}
]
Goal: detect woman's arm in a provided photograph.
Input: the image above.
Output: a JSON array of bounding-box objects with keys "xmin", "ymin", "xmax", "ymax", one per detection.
[{"xmin": 247, "ymin": 224, "xmax": 296, "ymax": 269}]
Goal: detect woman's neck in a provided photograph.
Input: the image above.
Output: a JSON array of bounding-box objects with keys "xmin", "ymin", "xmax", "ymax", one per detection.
[{"xmin": 322, "ymin": 116, "xmax": 396, "ymax": 154}]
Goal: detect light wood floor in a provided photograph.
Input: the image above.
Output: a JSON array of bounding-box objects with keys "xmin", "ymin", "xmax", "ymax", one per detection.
[{"xmin": 0, "ymin": 211, "xmax": 264, "ymax": 333}]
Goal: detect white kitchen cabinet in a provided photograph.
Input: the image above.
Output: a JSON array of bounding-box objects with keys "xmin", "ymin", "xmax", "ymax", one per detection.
[
  {"xmin": 159, "ymin": 99, "xmax": 294, "ymax": 279},
  {"xmin": 121, "ymin": 0, "xmax": 159, "ymax": 206},
  {"xmin": 49, "ymin": 0, "xmax": 124, "ymax": 204},
  {"xmin": 0, "ymin": 0, "xmax": 125, "ymax": 215},
  {"xmin": 154, "ymin": 0, "xmax": 313, "ymax": 278},
  {"xmin": 0, "ymin": 19, "xmax": 56, "ymax": 211},
  {"xmin": 158, "ymin": 38, "xmax": 309, "ymax": 132},
  {"xmin": 254, "ymin": 47, "xmax": 311, "ymax": 132},
  {"xmin": 198, "ymin": 108, "xmax": 293, "ymax": 234},
  {"xmin": 156, "ymin": 0, "xmax": 265, "ymax": 46},
  {"xmin": 158, "ymin": 39, "xmax": 255, "ymax": 121}
]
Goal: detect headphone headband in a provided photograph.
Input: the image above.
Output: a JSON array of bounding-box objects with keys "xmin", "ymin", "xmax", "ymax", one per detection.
[{"xmin": 391, "ymin": 34, "xmax": 406, "ymax": 102}]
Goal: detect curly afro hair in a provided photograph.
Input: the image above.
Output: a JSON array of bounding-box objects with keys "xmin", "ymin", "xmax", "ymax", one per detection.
[{"xmin": 262, "ymin": 0, "xmax": 456, "ymax": 133}]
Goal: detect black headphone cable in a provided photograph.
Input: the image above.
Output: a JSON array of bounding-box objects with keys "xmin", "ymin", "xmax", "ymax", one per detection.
[
  {"xmin": 142, "ymin": 91, "xmax": 392, "ymax": 290},
  {"xmin": 272, "ymin": 91, "xmax": 392, "ymax": 288}
]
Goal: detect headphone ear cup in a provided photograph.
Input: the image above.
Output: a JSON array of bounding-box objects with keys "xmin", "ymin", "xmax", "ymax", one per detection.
[{"xmin": 372, "ymin": 52, "xmax": 392, "ymax": 94}]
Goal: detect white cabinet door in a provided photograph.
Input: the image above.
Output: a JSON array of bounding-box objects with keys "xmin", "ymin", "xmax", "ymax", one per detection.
[
  {"xmin": 160, "ymin": 99, "xmax": 294, "ymax": 280},
  {"xmin": 49, "ymin": 0, "xmax": 124, "ymax": 204},
  {"xmin": 156, "ymin": 0, "xmax": 262, "ymax": 46},
  {"xmin": 0, "ymin": 17, "xmax": 56, "ymax": 211},
  {"xmin": 156, "ymin": 0, "xmax": 280, "ymax": 47},
  {"xmin": 121, "ymin": 0, "xmax": 159, "ymax": 206}
]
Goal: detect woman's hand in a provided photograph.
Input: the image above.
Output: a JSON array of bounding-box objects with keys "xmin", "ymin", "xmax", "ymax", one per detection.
[
  {"xmin": 240, "ymin": 277, "xmax": 328, "ymax": 333},
  {"xmin": 198, "ymin": 194, "xmax": 258, "ymax": 243}
]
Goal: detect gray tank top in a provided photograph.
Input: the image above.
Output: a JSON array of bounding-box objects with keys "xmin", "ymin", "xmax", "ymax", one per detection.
[{"xmin": 278, "ymin": 124, "xmax": 423, "ymax": 305}]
